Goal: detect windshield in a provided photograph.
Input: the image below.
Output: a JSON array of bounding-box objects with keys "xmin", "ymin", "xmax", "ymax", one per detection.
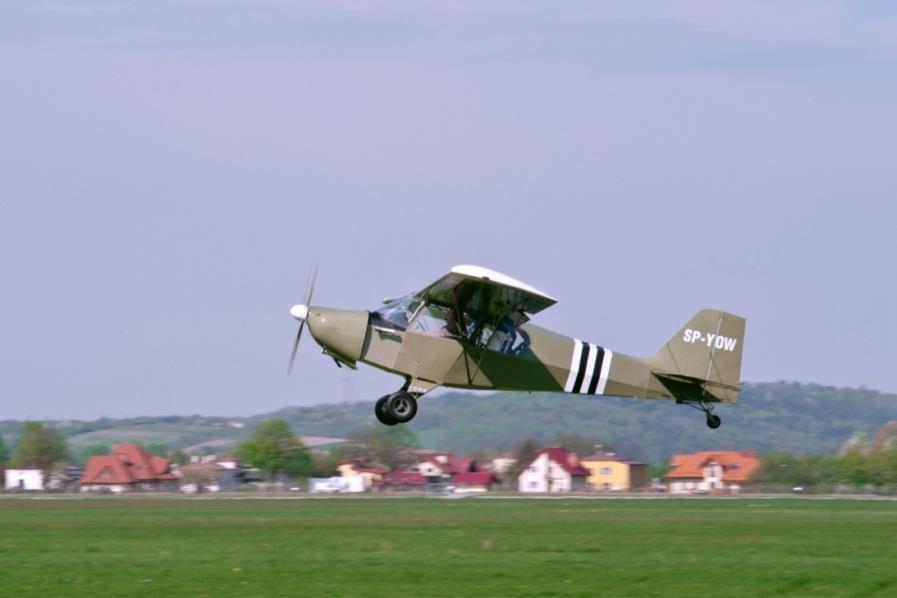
[{"xmin": 370, "ymin": 293, "xmax": 420, "ymax": 331}]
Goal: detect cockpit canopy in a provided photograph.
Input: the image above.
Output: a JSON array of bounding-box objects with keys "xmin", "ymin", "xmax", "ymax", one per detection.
[
  {"xmin": 369, "ymin": 266, "xmax": 552, "ymax": 357},
  {"xmin": 370, "ymin": 294, "xmax": 530, "ymax": 356}
]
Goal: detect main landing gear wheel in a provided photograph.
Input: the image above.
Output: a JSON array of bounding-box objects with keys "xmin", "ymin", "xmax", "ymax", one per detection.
[
  {"xmin": 374, "ymin": 392, "xmax": 418, "ymax": 425},
  {"xmin": 706, "ymin": 414, "xmax": 722, "ymax": 429},
  {"xmin": 375, "ymin": 395, "xmax": 397, "ymax": 426}
]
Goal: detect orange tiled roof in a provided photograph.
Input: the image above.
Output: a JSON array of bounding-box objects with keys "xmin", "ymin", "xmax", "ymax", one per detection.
[
  {"xmin": 666, "ymin": 451, "xmax": 759, "ymax": 483},
  {"xmin": 79, "ymin": 455, "xmax": 136, "ymax": 485},
  {"xmin": 80, "ymin": 443, "xmax": 175, "ymax": 485}
]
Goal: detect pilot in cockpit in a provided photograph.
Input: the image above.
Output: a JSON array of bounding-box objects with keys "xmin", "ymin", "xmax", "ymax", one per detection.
[{"xmin": 439, "ymin": 307, "xmax": 462, "ymax": 338}]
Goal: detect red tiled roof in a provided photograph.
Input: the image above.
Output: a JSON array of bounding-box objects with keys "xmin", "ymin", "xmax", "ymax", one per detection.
[
  {"xmin": 420, "ymin": 452, "xmax": 474, "ymax": 475},
  {"xmin": 79, "ymin": 443, "xmax": 175, "ymax": 485},
  {"xmin": 80, "ymin": 455, "xmax": 135, "ymax": 485},
  {"xmin": 666, "ymin": 451, "xmax": 759, "ymax": 483},
  {"xmin": 381, "ymin": 472, "xmax": 428, "ymax": 486},
  {"xmin": 523, "ymin": 447, "xmax": 589, "ymax": 476},
  {"xmin": 451, "ymin": 471, "xmax": 494, "ymax": 486}
]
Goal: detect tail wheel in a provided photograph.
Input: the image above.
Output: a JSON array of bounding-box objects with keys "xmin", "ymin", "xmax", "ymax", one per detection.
[
  {"xmin": 383, "ymin": 392, "xmax": 418, "ymax": 424},
  {"xmin": 375, "ymin": 395, "xmax": 397, "ymax": 426},
  {"xmin": 706, "ymin": 414, "xmax": 722, "ymax": 429}
]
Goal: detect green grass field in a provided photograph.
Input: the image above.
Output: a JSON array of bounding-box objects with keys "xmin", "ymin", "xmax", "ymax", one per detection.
[{"xmin": 1, "ymin": 496, "xmax": 896, "ymax": 596}]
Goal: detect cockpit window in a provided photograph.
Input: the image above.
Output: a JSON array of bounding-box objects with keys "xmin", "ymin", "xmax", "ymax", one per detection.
[
  {"xmin": 376, "ymin": 295, "xmax": 530, "ymax": 355},
  {"xmin": 370, "ymin": 293, "xmax": 420, "ymax": 331},
  {"xmin": 410, "ymin": 307, "xmax": 530, "ymax": 355},
  {"xmin": 470, "ymin": 316, "xmax": 530, "ymax": 355},
  {"xmin": 408, "ymin": 305, "xmax": 463, "ymax": 338},
  {"xmin": 486, "ymin": 320, "xmax": 529, "ymax": 355}
]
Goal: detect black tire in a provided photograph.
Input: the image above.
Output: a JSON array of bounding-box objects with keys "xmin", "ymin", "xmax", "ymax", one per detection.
[
  {"xmin": 383, "ymin": 392, "xmax": 418, "ymax": 424},
  {"xmin": 706, "ymin": 414, "xmax": 722, "ymax": 429},
  {"xmin": 375, "ymin": 395, "xmax": 397, "ymax": 426}
]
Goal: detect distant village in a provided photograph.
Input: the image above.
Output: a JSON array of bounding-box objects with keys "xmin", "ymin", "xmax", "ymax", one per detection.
[
  {"xmin": 1, "ymin": 424, "xmax": 760, "ymax": 496},
  {"xmin": 4, "ymin": 416, "xmax": 897, "ymax": 496},
  {"xmin": 3, "ymin": 445, "xmax": 760, "ymax": 496}
]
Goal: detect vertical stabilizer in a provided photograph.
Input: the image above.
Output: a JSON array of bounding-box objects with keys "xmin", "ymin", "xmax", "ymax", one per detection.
[{"xmin": 649, "ymin": 309, "xmax": 745, "ymax": 402}]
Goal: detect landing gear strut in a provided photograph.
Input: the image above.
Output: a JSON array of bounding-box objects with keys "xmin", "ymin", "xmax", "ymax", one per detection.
[
  {"xmin": 681, "ymin": 398, "xmax": 722, "ymax": 429},
  {"xmin": 374, "ymin": 391, "xmax": 418, "ymax": 426}
]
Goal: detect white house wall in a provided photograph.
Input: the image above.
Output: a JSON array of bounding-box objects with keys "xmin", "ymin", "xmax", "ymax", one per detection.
[
  {"xmin": 80, "ymin": 484, "xmax": 127, "ymax": 494},
  {"xmin": 453, "ymin": 484, "xmax": 488, "ymax": 494},
  {"xmin": 669, "ymin": 478, "xmax": 732, "ymax": 495},
  {"xmin": 4, "ymin": 469, "xmax": 44, "ymax": 491},
  {"xmin": 518, "ymin": 453, "xmax": 573, "ymax": 493},
  {"xmin": 414, "ymin": 461, "xmax": 444, "ymax": 477}
]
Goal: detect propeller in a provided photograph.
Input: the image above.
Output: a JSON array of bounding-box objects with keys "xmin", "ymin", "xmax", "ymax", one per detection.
[{"xmin": 288, "ymin": 262, "xmax": 317, "ymax": 374}]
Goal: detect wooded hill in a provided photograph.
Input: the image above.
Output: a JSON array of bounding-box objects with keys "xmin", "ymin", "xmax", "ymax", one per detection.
[{"xmin": 2, "ymin": 382, "xmax": 896, "ymax": 464}]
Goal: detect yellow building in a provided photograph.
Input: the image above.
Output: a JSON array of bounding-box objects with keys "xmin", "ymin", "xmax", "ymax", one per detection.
[
  {"xmin": 336, "ymin": 460, "xmax": 387, "ymax": 491},
  {"xmin": 580, "ymin": 452, "xmax": 647, "ymax": 492}
]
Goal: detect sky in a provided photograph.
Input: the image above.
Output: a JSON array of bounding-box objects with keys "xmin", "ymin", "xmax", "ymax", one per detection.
[{"xmin": 2, "ymin": 1, "xmax": 896, "ymax": 420}]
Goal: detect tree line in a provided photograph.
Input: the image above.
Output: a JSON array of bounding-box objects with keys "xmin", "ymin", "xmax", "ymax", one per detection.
[{"xmin": 752, "ymin": 447, "xmax": 897, "ymax": 492}]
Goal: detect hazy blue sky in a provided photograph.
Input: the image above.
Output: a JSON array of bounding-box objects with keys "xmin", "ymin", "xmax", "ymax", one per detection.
[{"xmin": 2, "ymin": 1, "xmax": 896, "ymax": 419}]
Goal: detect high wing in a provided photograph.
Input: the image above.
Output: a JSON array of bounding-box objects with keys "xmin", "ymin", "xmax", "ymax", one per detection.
[{"xmin": 416, "ymin": 265, "xmax": 557, "ymax": 321}]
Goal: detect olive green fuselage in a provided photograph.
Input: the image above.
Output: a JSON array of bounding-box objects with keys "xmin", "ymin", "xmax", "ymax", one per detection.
[{"xmin": 305, "ymin": 306, "xmax": 682, "ymax": 402}]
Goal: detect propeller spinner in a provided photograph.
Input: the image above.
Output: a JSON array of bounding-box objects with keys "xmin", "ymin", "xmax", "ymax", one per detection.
[{"xmin": 287, "ymin": 263, "xmax": 317, "ymax": 374}]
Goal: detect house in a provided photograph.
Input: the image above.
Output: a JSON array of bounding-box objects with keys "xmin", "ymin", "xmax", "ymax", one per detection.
[
  {"xmin": 665, "ymin": 451, "xmax": 760, "ymax": 495},
  {"xmin": 451, "ymin": 471, "xmax": 495, "ymax": 494},
  {"xmin": 4, "ymin": 469, "xmax": 44, "ymax": 491},
  {"xmin": 411, "ymin": 451, "xmax": 476, "ymax": 480},
  {"xmin": 4, "ymin": 468, "xmax": 72, "ymax": 492},
  {"xmin": 378, "ymin": 471, "xmax": 428, "ymax": 492},
  {"xmin": 580, "ymin": 452, "xmax": 647, "ymax": 492},
  {"xmin": 517, "ymin": 447, "xmax": 590, "ymax": 493},
  {"xmin": 79, "ymin": 443, "xmax": 177, "ymax": 493},
  {"xmin": 177, "ymin": 456, "xmax": 246, "ymax": 493},
  {"xmin": 377, "ymin": 451, "xmax": 487, "ymax": 493},
  {"xmin": 217, "ymin": 456, "xmax": 240, "ymax": 470},
  {"xmin": 489, "ymin": 455, "xmax": 517, "ymax": 476},
  {"xmin": 178, "ymin": 462, "xmax": 222, "ymax": 494},
  {"xmin": 337, "ymin": 460, "xmax": 388, "ymax": 491},
  {"xmin": 309, "ymin": 477, "xmax": 365, "ymax": 493}
]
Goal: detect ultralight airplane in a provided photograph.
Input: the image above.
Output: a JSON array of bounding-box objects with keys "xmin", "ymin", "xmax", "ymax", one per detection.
[{"xmin": 288, "ymin": 265, "xmax": 745, "ymax": 429}]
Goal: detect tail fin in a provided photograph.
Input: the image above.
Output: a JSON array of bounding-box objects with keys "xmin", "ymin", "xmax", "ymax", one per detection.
[{"xmin": 649, "ymin": 309, "xmax": 746, "ymax": 403}]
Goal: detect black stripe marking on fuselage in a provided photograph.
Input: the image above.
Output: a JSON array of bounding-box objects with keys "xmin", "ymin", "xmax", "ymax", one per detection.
[
  {"xmin": 571, "ymin": 340, "xmax": 590, "ymax": 393},
  {"xmin": 586, "ymin": 346, "xmax": 606, "ymax": 394}
]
